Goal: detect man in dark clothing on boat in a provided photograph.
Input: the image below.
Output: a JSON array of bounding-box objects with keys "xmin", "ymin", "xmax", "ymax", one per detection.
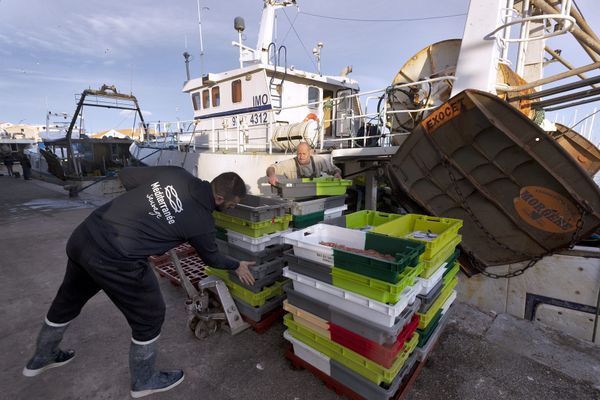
[
  {"xmin": 22, "ymin": 166, "xmax": 255, "ymax": 398},
  {"xmin": 265, "ymin": 141, "xmax": 341, "ymax": 185}
]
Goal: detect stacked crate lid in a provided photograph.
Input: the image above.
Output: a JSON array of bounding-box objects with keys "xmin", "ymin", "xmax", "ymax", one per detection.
[
  {"xmin": 210, "ymin": 194, "xmax": 292, "ymax": 323},
  {"xmin": 290, "ymin": 194, "xmax": 348, "ymax": 229},
  {"xmin": 369, "ymin": 214, "xmax": 463, "ymax": 359},
  {"xmin": 280, "ymin": 222, "xmax": 425, "ymax": 399}
]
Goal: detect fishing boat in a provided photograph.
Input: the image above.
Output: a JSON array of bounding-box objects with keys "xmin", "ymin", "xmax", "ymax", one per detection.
[
  {"xmin": 25, "ymin": 85, "xmax": 145, "ymax": 196},
  {"xmin": 130, "ymin": 0, "xmax": 600, "ymax": 344}
]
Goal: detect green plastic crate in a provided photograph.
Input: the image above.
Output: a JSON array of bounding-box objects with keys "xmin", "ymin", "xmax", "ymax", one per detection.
[
  {"xmin": 284, "ymin": 313, "xmax": 418, "ymax": 386},
  {"xmin": 371, "ymin": 214, "xmax": 463, "ymax": 259},
  {"xmin": 293, "ymin": 210, "xmax": 325, "ymax": 229},
  {"xmin": 216, "ymin": 226, "xmax": 228, "ymax": 241},
  {"xmin": 205, "ymin": 267, "xmax": 287, "ymax": 307},
  {"xmin": 333, "ymin": 233, "xmax": 424, "ymax": 284},
  {"xmin": 301, "ymin": 177, "xmax": 353, "ymax": 196},
  {"xmin": 420, "ymin": 239, "xmax": 461, "ymax": 279},
  {"xmin": 443, "ymin": 262, "xmax": 460, "ymax": 284},
  {"xmin": 331, "ymin": 263, "xmax": 423, "ymax": 304},
  {"xmin": 330, "ymin": 210, "xmax": 402, "ymax": 229},
  {"xmin": 417, "ymin": 276, "xmax": 458, "ymax": 330},
  {"xmin": 213, "ymin": 211, "xmax": 292, "ymax": 238},
  {"xmin": 416, "ymin": 310, "xmax": 443, "ymax": 347}
]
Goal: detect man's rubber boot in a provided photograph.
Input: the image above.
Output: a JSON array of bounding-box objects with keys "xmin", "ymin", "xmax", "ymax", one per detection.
[
  {"xmin": 129, "ymin": 338, "xmax": 184, "ymax": 398},
  {"xmin": 23, "ymin": 319, "xmax": 75, "ymax": 377}
]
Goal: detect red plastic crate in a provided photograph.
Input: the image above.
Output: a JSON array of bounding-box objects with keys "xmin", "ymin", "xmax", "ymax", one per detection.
[
  {"xmin": 329, "ymin": 314, "xmax": 420, "ymax": 369},
  {"xmin": 153, "ymin": 255, "xmax": 208, "ymax": 286},
  {"xmin": 243, "ymin": 307, "xmax": 286, "ymax": 334},
  {"xmin": 148, "ymin": 242, "xmax": 198, "ymax": 267}
]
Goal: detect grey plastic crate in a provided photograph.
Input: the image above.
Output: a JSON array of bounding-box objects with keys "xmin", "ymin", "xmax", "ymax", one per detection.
[
  {"xmin": 221, "ymin": 194, "xmax": 289, "ymax": 222},
  {"xmin": 290, "ymin": 195, "xmax": 346, "ymax": 216},
  {"xmin": 216, "ymin": 238, "xmax": 229, "ymax": 255},
  {"xmin": 417, "ymin": 279, "xmax": 444, "ymax": 314},
  {"xmin": 415, "ymin": 306, "xmax": 452, "ymax": 361},
  {"xmin": 227, "ymin": 258, "xmax": 285, "ymax": 293},
  {"xmin": 330, "ymin": 352, "xmax": 418, "ymax": 400},
  {"xmin": 226, "ymin": 241, "xmax": 289, "ymax": 264},
  {"xmin": 285, "ymin": 286, "xmax": 420, "ymax": 346},
  {"xmin": 233, "ymin": 293, "xmax": 287, "ymax": 322},
  {"xmin": 283, "ymin": 249, "xmax": 332, "ymax": 284}
]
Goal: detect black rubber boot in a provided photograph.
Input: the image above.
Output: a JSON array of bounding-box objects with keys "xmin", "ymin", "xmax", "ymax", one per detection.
[
  {"xmin": 23, "ymin": 320, "xmax": 75, "ymax": 377},
  {"xmin": 129, "ymin": 339, "xmax": 184, "ymax": 398}
]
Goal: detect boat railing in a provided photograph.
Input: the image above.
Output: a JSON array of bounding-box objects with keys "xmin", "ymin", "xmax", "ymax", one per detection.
[{"xmin": 139, "ymin": 75, "xmax": 456, "ymax": 154}]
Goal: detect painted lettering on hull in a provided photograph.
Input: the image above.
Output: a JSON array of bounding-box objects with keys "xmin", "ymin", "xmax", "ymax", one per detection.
[
  {"xmin": 514, "ymin": 186, "xmax": 579, "ymax": 233},
  {"xmin": 252, "ymin": 94, "xmax": 269, "ymax": 107},
  {"xmin": 421, "ymin": 94, "xmax": 474, "ymax": 134}
]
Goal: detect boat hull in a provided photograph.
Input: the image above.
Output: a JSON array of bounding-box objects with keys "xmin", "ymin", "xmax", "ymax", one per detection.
[{"xmin": 386, "ymin": 89, "xmax": 600, "ymax": 268}]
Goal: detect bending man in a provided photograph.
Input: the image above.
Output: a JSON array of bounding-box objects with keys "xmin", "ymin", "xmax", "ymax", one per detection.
[
  {"xmin": 266, "ymin": 141, "xmax": 341, "ymax": 185},
  {"xmin": 23, "ymin": 166, "xmax": 255, "ymax": 398}
]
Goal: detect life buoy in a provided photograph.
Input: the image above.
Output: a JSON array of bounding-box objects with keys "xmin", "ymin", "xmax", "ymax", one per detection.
[{"xmin": 304, "ymin": 113, "xmax": 320, "ymax": 123}]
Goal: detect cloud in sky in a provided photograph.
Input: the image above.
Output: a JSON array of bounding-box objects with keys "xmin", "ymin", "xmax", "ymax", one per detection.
[{"xmin": 1, "ymin": 0, "xmax": 599, "ymax": 143}]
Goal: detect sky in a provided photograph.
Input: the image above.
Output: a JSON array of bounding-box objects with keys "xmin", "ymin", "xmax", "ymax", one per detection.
[{"xmin": 1, "ymin": 0, "xmax": 600, "ymax": 145}]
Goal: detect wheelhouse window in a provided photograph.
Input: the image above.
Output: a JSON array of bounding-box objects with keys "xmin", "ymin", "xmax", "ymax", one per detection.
[
  {"xmin": 232, "ymin": 79, "xmax": 242, "ymax": 103},
  {"xmin": 202, "ymin": 89, "xmax": 210, "ymax": 109},
  {"xmin": 308, "ymin": 87, "xmax": 320, "ymax": 109},
  {"xmin": 212, "ymin": 86, "xmax": 220, "ymax": 107},
  {"xmin": 192, "ymin": 92, "xmax": 201, "ymax": 111}
]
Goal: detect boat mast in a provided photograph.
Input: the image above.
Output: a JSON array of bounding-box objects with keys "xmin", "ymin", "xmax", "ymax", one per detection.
[{"xmin": 234, "ymin": 0, "xmax": 296, "ymax": 67}]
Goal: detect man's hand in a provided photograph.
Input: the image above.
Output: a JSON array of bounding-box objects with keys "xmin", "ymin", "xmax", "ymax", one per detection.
[
  {"xmin": 235, "ymin": 261, "xmax": 256, "ymax": 286},
  {"xmin": 334, "ymin": 171, "xmax": 342, "ymax": 179},
  {"xmin": 267, "ymin": 175, "xmax": 279, "ymax": 186}
]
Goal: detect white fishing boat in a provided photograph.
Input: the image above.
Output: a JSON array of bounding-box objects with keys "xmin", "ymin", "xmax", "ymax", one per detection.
[{"xmin": 130, "ymin": 0, "xmax": 600, "ymax": 344}]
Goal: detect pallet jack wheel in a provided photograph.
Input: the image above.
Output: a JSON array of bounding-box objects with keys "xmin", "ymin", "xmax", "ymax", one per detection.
[
  {"xmin": 188, "ymin": 316, "xmax": 200, "ymax": 332},
  {"xmin": 194, "ymin": 319, "xmax": 219, "ymax": 339}
]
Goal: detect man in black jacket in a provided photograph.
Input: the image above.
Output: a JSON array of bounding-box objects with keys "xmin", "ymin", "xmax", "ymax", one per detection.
[{"xmin": 22, "ymin": 166, "xmax": 255, "ymax": 398}]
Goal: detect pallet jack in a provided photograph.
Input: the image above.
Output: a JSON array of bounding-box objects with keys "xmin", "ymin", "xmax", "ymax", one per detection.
[{"xmin": 169, "ymin": 250, "xmax": 250, "ymax": 339}]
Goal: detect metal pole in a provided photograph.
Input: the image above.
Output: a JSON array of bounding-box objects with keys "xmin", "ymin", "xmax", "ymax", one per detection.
[
  {"xmin": 197, "ymin": 0, "xmax": 206, "ymax": 77},
  {"xmin": 516, "ymin": 0, "xmax": 531, "ymax": 77},
  {"xmin": 499, "ymin": 61, "xmax": 600, "ymax": 92},
  {"xmin": 530, "ymin": 0, "xmax": 600, "ymax": 56},
  {"xmin": 544, "ymin": 47, "xmax": 598, "ymax": 88}
]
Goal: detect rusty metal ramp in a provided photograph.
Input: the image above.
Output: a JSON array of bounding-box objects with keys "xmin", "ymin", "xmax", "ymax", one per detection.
[{"xmin": 386, "ymin": 89, "xmax": 600, "ymax": 269}]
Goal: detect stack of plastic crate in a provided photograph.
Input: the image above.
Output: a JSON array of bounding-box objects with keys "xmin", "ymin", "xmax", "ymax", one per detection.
[
  {"xmin": 259, "ymin": 177, "xmax": 352, "ymax": 229},
  {"xmin": 290, "ymin": 195, "xmax": 348, "ymax": 229},
  {"xmin": 209, "ymin": 194, "xmax": 293, "ymax": 324},
  {"xmin": 369, "ymin": 214, "xmax": 463, "ymax": 361},
  {"xmin": 280, "ymin": 223, "xmax": 425, "ymax": 399}
]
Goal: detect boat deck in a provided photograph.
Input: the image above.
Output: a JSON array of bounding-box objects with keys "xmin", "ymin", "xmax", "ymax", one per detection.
[{"xmin": 1, "ymin": 169, "xmax": 599, "ymax": 400}]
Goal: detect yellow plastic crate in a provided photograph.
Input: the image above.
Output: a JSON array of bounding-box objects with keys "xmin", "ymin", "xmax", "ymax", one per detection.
[
  {"xmin": 284, "ymin": 313, "xmax": 418, "ymax": 386},
  {"xmin": 417, "ymin": 276, "xmax": 458, "ymax": 330},
  {"xmin": 331, "ymin": 264, "xmax": 422, "ymax": 304},
  {"xmin": 205, "ymin": 267, "xmax": 286, "ymax": 307},
  {"xmin": 370, "ymin": 214, "xmax": 462, "ymax": 259},
  {"xmin": 420, "ymin": 235, "xmax": 461, "ymax": 279},
  {"xmin": 213, "ymin": 211, "xmax": 292, "ymax": 238}
]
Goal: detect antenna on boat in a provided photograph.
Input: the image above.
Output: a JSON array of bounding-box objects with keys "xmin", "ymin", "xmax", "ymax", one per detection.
[
  {"xmin": 234, "ymin": 16, "xmax": 246, "ymax": 69},
  {"xmin": 183, "ymin": 51, "xmax": 192, "ymax": 81},
  {"xmin": 196, "ymin": 0, "xmax": 209, "ymax": 77},
  {"xmin": 312, "ymin": 42, "xmax": 324, "ymax": 76}
]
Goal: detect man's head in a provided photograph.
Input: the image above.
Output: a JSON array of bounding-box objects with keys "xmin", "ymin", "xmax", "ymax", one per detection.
[
  {"xmin": 296, "ymin": 142, "xmax": 312, "ymax": 166},
  {"xmin": 211, "ymin": 172, "xmax": 246, "ymax": 211}
]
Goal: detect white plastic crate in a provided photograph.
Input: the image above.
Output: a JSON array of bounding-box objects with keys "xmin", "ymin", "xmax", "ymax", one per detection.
[
  {"xmin": 282, "ymin": 224, "xmax": 365, "ymax": 266},
  {"xmin": 323, "ymin": 204, "xmax": 348, "ymax": 220},
  {"xmin": 283, "ymin": 330, "xmax": 331, "ymax": 375},
  {"xmin": 415, "ymin": 262, "xmax": 447, "ymax": 295},
  {"xmin": 283, "ymin": 267, "xmax": 421, "ymax": 328},
  {"xmin": 226, "ymin": 228, "xmax": 292, "ymax": 252}
]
